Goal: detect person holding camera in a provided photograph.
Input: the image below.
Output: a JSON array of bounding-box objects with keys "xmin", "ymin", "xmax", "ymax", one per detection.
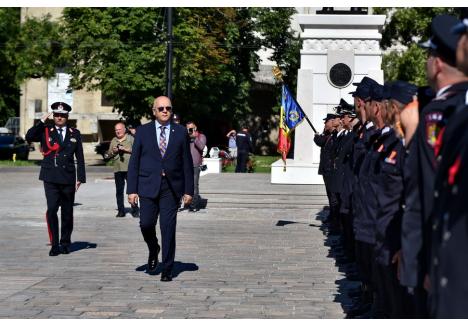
[
  {"xmin": 186, "ymin": 121, "xmax": 207, "ymax": 212},
  {"xmin": 106, "ymin": 122, "xmax": 138, "ymax": 218}
]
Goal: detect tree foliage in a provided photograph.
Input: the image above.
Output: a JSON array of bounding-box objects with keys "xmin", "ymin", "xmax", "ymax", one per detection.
[
  {"xmin": 374, "ymin": 7, "xmax": 466, "ymax": 85},
  {"xmin": 0, "ymin": 9, "xmax": 69, "ymax": 125},
  {"xmin": 57, "ymin": 7, "xmax": 298, "ymax": 125},
  {"xmin": 0, "ymin": 8, "xmax": 20, "ymax": 126}
]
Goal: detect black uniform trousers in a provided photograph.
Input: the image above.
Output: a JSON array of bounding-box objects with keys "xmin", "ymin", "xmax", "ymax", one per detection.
[
  {"xmin": 139, "ymin": 177, "xmax": 178, "ymax": 273},
  {"xmin": 44, "ymin": 181, "xmax": 75, "ymax": 248},
  {"xmin": 374, "ymin": 262, "xmax": 409, "ymax": 318},
  {"xmin": 235, "ymin": 151, "xmax": 249, "ymax": 173}
]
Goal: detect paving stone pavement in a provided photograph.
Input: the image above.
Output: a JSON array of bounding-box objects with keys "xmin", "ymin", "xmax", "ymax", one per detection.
[{"xmin": 0, "ymin": 167, "xmax": 356, "ymax": 318}]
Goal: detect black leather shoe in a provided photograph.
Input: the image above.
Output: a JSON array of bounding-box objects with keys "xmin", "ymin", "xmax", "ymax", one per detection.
[
  {"xmin": 347, "ymin": 302, "xmax": 371, "ymax": 318},
  {"xmin": 116, "ymin": 211, "xmax": 125, "ymax": 217},
  {"xmin": 60, "ymin": 245, "xmax": 70, "ymax": 255},
  {"xmin": 147, "ymin": 246, "xmax": 160, "ymax": 273},
  {"xmin": 131, "ymin": 210, "xmax": 139, "ymax": 218},
  {"xmin": 160, "ymin": 272, "xmax": 172, "ymax": 282},
  {"xmin": 49, "ymin": 247, "xmax": 60, "ymax": 256}
]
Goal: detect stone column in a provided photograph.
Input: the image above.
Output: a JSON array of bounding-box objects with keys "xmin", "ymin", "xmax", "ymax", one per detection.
[{"xmin": 271, "ymin": 13, "xmax": 385, "ymax": 184}]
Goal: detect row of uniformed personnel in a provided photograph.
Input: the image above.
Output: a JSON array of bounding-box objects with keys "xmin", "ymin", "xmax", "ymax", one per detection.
[{"xmin": 314, "ymin": 14, "xmax": 468, "ymax": 318}]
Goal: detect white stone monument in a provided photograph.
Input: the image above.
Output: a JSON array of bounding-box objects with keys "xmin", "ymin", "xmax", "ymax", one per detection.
[{"xmin": 271, "ymin": 13, "xmax": 386, "ymax": 184}]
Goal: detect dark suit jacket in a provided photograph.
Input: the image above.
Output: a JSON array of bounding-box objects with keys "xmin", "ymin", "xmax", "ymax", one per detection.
[
  {"xmin": 26, "ymin": 121, "xmax": 86, "ymax": 185},
  {"xmin": 127, "ymin": 121, "xmax": 194, "ymax": 199}
]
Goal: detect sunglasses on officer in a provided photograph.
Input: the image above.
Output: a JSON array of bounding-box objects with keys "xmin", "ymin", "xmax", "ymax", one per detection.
[
  {"xmin": 154, "ymin": 106, "xmax": 172, "ymax": 112},
  {"xmin": 53, "ymin": 113, "xmax": 68, "ymax": 118}
]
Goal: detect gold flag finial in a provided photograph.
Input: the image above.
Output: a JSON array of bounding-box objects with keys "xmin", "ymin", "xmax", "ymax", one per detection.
[{"xmin": 272, "ymin": 66, "xmax": 283, "ymax": 82}]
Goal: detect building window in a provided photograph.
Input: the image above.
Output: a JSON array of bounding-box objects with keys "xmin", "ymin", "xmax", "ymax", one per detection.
[
  {"xmin": 34, "ymin": 99, "xmax": 42, "ymax": 113},
  {"xmin": 101, "ymin": 93, "xmax": 114, "ymax": 107}
]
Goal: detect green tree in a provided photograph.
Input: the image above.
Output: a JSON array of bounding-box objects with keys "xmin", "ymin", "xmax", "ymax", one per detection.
[
  {"xmin": 252, "ymin": 7, "xmax": 300, "ymax": 89},
  {"xmin": 0, "ymin": 8, "xmax": 20, "ymax": 126},
  {"xmin": 375, "ymin": 7, "xmax": 465, "ymax": 85},
  {"xmin": 59, "ymin": 7, "xmax": 299, "ymax": 125},
  {"xmin": 0, "ymin": 10, "xmax": 69, "ymax": 126},
  {"xmin": 8, "ymin": 14, "xmax": 66, "ymax": 83}
]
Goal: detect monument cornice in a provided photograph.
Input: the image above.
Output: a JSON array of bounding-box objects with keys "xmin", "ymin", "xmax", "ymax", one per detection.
[{"xmin": 301, "ymin": 38, "xmax": 381, "ymax": 53}]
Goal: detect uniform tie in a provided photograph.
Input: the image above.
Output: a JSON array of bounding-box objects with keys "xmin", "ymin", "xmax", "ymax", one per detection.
[
  {"xmin": 58, "ymin": 128, "xmax": 64, "ymax": 143},
  {"xmin": 159, "ymin": 126, "xmax": 167, "ymax": 157}
]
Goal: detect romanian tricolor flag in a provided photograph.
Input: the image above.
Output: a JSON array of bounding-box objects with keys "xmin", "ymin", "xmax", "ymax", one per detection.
[{"xmin": 277, "ymin": 85, "xmax": 304, "ymax": 170}]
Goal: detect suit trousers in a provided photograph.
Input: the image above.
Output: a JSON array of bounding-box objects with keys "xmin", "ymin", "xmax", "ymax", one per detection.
[
  {"xmin": 139, "ymin": 177, "xmax": 178, "ymax": 273},
  {"xmin": 43, "ymin": 181, "xmax": 75, "ymax": 247}
]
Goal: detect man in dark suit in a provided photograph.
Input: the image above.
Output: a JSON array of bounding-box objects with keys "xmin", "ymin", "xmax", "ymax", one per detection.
[
  {"xmin": 127, "ymin": 96, "xmax": 194, "ymax": 282},
  {"xmin": 26, "ymin": 102, "xmax": 86, "ymax": 256}
]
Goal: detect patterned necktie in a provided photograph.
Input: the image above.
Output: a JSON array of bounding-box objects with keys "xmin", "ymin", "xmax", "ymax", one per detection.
[
  {"xmin": 58, "ymin": 128, "xmax": 64, "ymax": 143},
  {"xmin": 159, "ymin": 126, "xmax": 167, "ymax": 157}
]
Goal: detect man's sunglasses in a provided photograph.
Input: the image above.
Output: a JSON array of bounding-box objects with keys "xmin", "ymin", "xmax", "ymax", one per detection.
[
  {"xmin": 53, "ymin": 113, "xmax": 68, "ymax": 118},
  {"xmin": 154, "ymin": 106, "xmax": 172, "ymax": 112}
]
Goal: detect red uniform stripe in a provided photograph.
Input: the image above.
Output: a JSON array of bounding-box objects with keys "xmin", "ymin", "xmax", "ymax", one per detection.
[{"xmin": 45, "ymin": 211, "xmax": 52, "ymax": 245}]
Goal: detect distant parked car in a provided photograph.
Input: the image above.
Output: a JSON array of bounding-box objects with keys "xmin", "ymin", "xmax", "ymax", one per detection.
[
  {"xmin": 95, "ymin": 141, "xmax": 111, "ymax": 160},
  {"xmin": 0, "ymin": 128, "xmax": 30, "ymax": 160}
]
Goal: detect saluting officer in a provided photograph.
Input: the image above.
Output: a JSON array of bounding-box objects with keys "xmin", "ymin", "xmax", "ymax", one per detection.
[
  {"xmin": 335, "ymin": 100, "xmax": 359, "ymax": 263},
  {"xmin": 371, "ymin": 82, "xmax": 418, "ymax": 318},
  {"xmin": 398, "ymin": 15, "xmax": 468, "ymax": 317},
  {"xmin": 327, "ymin": 106, "xmax": 346, "ymax": 235},
  {"xmin": 428, "ymin": 16, "xmax": 468, "ymax": 318},
  {"xmin": 26, "ymin": 102, "xmax": 86, "ymax": 256},
  {"xmin": 347, "ymin": 76, "xmax": 380, "ymax": 317},
  {"xmin": 314, "ymin": 113, "xmax": 338, "ymax": 224}
]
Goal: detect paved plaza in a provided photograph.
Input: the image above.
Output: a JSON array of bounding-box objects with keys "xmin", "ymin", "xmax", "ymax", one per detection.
[{"xmin": 0, "ymin": 167, "xmax": 356, "ymax": 318}]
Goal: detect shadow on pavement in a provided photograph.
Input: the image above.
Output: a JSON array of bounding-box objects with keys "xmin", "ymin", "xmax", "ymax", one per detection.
[
  {"xmin": 69, "ymin": 241, "xmax": 97, "ymax": 252},
  {"xmin": 315, "ymin": 208, "xmax": 361, "ymax": 318},
  {"xmin": 135, "ymin": 261, "xmax": 199, "ymax": 279}
]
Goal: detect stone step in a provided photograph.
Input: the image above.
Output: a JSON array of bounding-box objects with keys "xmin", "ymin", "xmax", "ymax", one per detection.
[
  {"xmin": 204, "ymin": 202, "xmax": 326, "ymax": 209},
  {"xmin": 202, "ymin": 196, "xmax": 327, "ymax": 205}
]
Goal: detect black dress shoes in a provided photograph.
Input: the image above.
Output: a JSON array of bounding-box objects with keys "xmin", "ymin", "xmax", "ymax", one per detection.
[
  {"xmin": 116, "ymin": 211, "xmax": 125, "ymax": 218},
  {"xmin": 147, "ymin": 245, "xmax": 160, "ymax": 273},
  {"xmin": 49, "ymin": 246, "xmax": 60, "ymax": 256},
  {"xmin": 160, "ymin": 272, "xmax": 172, "ymax": 282},
  {"xmin": 60, "ymin": 245, "xmax": 70, "ymax": 255}
]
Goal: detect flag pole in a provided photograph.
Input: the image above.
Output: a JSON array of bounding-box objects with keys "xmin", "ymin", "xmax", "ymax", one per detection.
[{"xmin": 272, "ymin": 67, "xmax": 318, "ymax": 134}]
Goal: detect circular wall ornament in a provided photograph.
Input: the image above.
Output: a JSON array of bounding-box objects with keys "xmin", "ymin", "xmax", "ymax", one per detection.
[{"xmin": 329, "ymin": 63, "xmax": 352, "ymax": 88}]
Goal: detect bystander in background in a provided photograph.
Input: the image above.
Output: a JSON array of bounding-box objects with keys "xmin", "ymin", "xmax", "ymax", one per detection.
[{"xmin": 106, "ymin": 122, "xmax": 139, "ymax": 218}]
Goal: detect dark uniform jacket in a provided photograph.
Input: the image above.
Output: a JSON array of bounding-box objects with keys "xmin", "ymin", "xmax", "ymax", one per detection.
[
  {"xmin": 372, "ymin": 128, "xmax": 405, "ymax": 266},
  {"xmin": 26, "ymin": 121, "xmax": 86, "ymax": 185},
  {"xmin": 236, "ymin": 131, "xmax": 253, "ymax": 154},
  {"xmin": 314, "ymin": 131, "xmax": 332, "ymax": 176},
  {"xmin": 352, "ymin": 122, "xmax": 379, "ymax": 243},
  {"xmin": 429, "ymin": 101, "xmax": 468, "ymax": 318},
  {"xmin": 328, "ymin": 129, "xmax": 348, "ymax": 193},
  {"xmin": 322, "ymin": 130, "xmax": 338, "ymax": 177},
  {"xmin": 339, "ymin": 123, "xmax": 361, "ymax": 214},
  {"xmin": 400, "ymin": 82, "xmax": 468, "ymax": 288}
]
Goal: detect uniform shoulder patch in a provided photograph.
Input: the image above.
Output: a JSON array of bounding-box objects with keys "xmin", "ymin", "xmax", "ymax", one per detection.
[{"xmin": 425, "ymin": 112, "xmax": 444, "ymax": 147}]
